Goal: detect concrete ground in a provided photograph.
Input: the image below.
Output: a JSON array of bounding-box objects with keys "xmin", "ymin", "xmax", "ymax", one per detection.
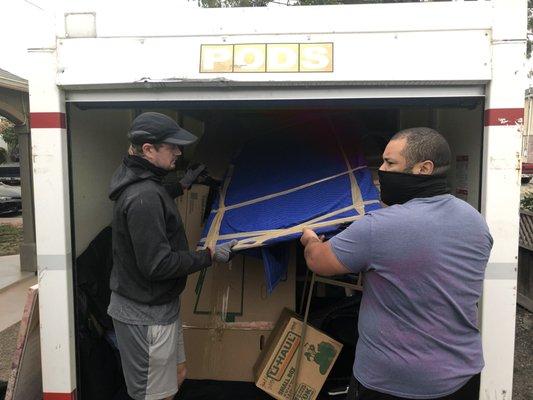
[
  {"xmin": 513, "ymin": 306, "xmax": 533, "ymax": 400},
  {"xmin": 0, "ymin": 275, "xmax": 37, "ymax": 399},
  {"xmin": 0, "ymin": 322, "xmax": 19, "ymax": 383},
  {"xmin": 0, "ymin": 255, "xmax": 33, "ymax": 294},
  {"xmin": 0, "ymin": 212, "xmax": 29, "ymax": 292},
  {"xmin": 0, "ymin": 273, "xmax": 37, "ymax": 333}
]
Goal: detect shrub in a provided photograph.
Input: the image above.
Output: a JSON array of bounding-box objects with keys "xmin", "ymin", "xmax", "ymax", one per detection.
[
  {"xmin": 521, "ymin": 192, "xmax": 533, "ymax": 212},
  {"xmin": 0, "ymin": 147, "xmax": 6, "ymax": 164},
  {"xmin": 0, "ymin": 118, "xmax": 18, "ymax": 162}
]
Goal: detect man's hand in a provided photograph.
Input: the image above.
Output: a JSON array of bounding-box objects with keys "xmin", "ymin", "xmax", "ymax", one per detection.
[
  {"xmin": 300, "ymin": 228, "xmax": 321, "ymax": 247},
  {"xmin": 300, "ymin": 228, "xmax": 349, "ymax": 276},
  {"xmin": 180, "ymin": 164, "xmax": 206, "ymax": 189},
  {"xmin": 213, "ymin": 239, "xmax": 238, "ymax": 263}
]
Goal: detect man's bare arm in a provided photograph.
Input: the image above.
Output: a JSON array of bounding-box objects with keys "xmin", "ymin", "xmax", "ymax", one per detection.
[{"xmin": 301, "ymin": 229, "xmax": 350, "ymax": 276}]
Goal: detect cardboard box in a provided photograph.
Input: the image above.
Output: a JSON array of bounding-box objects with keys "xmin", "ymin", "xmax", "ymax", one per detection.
[
  {"xmin": 180, "ymin": 254, "xmax": 296, "ymax": 381},
  {"xmin": 177, "ymin": 183, "xmax": 296, "ymax": 381},
  {"xmin": 181, "ymin": 256, "xmax": 295, "ymax": 381},
  {"xmin": 183, "ymin": 327, "xmax": 271, "ymax": 382},
  {"xmin": 181, "ymin": 253, "xmax": 296, "ymax": 328},
  {"xmin": 254, "ymin": 309, "xmax": 343, "ymax": 400},
  {"xmin": 176, "ymin": 183, "xmax": 210, "ymax": 249}
]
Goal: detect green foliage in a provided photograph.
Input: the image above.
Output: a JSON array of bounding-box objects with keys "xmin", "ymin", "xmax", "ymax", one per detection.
[
  {"xmin": 1, "ymin": 126, "xmax": 17, "ymax": 150},
  {"xmin": 198, "ymin": 0, "xmax": 420, "ymax": 8},
  {"xmin": 0, "ymin": 118, "xmax": 18, "ymax": 163},
  {"xmin": 529, "ymin": 0, "xmax": 533, "ymax": 32},
  {"xmin": 529, "ymin": 0, "xmax": 533, "ymax": 58},
  {"xmin": 0, "ymin": 224, "xmax": 22, "ymax": 256},
  {"xmin": 297, "ymin": 0, "xmax": 419, "ymax": 4},
  {"xmin": 199, "ymin": 0, "xmax": 268, "ymax": 7},
  {"xmin": 521, "ymin": 191, "xmax": 533, "ymax": 212}
]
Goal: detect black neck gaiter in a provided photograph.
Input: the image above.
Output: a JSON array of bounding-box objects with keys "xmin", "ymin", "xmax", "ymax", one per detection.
[{"xmin": 378, "ymin": 170, "xmax": 450, "ymax": 206}]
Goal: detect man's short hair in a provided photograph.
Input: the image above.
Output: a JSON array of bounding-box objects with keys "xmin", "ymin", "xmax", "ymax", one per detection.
[
  {"xmin": 129, "ymin": 142, "xmax": 163, "ymax": 156},
  {"xmin": 391, "ymin": 127, "xmax": 451, "ymax": 175}
]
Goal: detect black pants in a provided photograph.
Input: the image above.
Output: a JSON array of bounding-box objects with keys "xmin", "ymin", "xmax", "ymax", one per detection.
[{"xmin": 346, "ymin": 374, "xmax": 481, "ymax": 400}]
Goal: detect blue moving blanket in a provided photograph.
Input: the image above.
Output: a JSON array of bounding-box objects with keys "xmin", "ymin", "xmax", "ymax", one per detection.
[{"xmin": 198, "ymin": 117, "xmax": 381, "ymax": 292}]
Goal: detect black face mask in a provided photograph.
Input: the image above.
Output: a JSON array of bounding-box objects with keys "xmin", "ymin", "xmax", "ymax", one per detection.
[{"xmin": 378, "ymin": 170, "xmax": 450, "ymax": 206}]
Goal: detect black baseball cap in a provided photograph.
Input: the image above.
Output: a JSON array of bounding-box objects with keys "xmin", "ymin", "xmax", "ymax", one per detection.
[{"xmin": 128, "ymin": 112, "xmax": 198, "ymax": 146}]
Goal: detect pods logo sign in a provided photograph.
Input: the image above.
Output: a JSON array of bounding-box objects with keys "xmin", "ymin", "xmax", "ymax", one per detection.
[{"xmin": 200, "ymin": 43, "xmax": 333, "ymax": 73}]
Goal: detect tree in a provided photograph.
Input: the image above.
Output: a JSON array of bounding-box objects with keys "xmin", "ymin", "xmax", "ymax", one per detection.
[
  {"xmin": 199, "ymin": 0, "xmax": 268, "ymax": 7},
  {"xmin": 526, "ymin": 0, "xmax": 533, "ymax": 58},
  {"xmin": 297, "ymin": 0, "xmax": 421, "ymax": 5},
  {"xmin": 0, "ymin": 117, "xmax": 18, "ymax": 163},
  {"xmin": 198, "ymin": 0, "xmax": 421, "ymax": 8}
]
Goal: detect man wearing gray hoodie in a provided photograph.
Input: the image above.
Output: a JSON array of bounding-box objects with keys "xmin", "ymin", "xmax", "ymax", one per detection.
[{"xmin": 108, "ymin": 112, "xmax": 235, "ymax": 400}]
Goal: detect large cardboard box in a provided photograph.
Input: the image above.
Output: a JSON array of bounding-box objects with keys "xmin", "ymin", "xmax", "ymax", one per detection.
[
  {"xmin": 181, "ymin": 253, "xmax": 296, "ymax": 327},
  {"xmin": 178, "ymin": 184, "xmax": 296, "ymax": 381},
  {"xmin": 176, "ymin": 183, "xmax": 210, "ymax": 248},
  {"xmin": 181, "ymin": 256, "xmax": 296, "ymax": 381},
  {"xmin": 254, "ymin": 309, "xmax": 342, "ymax": 400}
]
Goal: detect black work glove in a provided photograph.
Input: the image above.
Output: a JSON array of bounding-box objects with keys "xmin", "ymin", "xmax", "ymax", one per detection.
[{"xmin": 180, "ymin": 164, "xmax": 206, "ymax": 189}]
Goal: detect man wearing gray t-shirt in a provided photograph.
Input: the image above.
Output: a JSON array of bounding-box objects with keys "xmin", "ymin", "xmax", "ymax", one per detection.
[{"xmin": 300, "ymin": 127, "xmax": 492, "ymax": 400}]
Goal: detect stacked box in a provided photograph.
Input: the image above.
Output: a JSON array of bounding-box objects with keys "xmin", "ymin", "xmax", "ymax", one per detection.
[
  {"xmin": 254, "ymin": 309, "xmax": 342, "ymax": 400},
  {"xmin": 177, "ymin": 184, "xmax": 296, "ymax": 381}
]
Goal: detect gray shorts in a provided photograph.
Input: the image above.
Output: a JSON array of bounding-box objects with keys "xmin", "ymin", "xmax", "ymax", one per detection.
[{"xmin": 113, "ymin": 316, "xmax": 186, "ymax": 400}]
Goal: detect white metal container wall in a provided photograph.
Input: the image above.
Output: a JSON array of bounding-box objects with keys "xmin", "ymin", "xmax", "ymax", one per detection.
[
  {"xmin": 28, "ymin": 50, "xmax": 77, "ymax": 398},
  {"xmin": 479, "ymin": 1, "xmax": 526, "ymax": 396},
  {"xmin": 27, "ymin": 1, "xmax": 527, "ymax": 399}
]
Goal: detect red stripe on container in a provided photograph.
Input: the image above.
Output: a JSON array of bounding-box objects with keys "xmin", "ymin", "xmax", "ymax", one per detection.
[
  {"xmin": 30, "ymin": 112, "xmax": 66, "ymax": 129},
  {"xmin": 43, "ymin": 390, "xmax": 77, "ymax": 400},
  {"xmin": 484, "ymin": 108, "xmax": 524, "ymax": 126}
]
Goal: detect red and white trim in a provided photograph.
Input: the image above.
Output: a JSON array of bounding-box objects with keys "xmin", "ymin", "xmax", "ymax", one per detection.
[
  {"xmin": 484, "ymin": 108, "xmax": 524, "ymax": 127},
  {"xmin": 30, "ymin": 112, "xmax": 67, "ymax": 129},
  {"xmin": 43, "ymin": 391, "xmax": 77, "ymax": 400}
]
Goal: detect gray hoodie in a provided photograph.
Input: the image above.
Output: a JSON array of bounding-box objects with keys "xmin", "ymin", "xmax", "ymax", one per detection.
[{"xmin": 108, "ymin": 156, "xmax": 211, "ymax": 306}]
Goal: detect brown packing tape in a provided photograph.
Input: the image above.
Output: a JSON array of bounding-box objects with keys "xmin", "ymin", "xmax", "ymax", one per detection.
[
  {"xmin": 232, "ymin": 213, "xmax": 363, "ymax": 251},
  {"xmin": 200, "ymin": 200, "xmax": 379, "ymax": 245},
  {"xmin": 183, "ymin": 322, "xmax": 274, "ymax": 331},
  {"xmin": 204, "ymin": 165, "xmax": 233, "ymax": 249},
  {"xmin": 327, "ymin": 117, "xmax": 365, "ymax": 216}
]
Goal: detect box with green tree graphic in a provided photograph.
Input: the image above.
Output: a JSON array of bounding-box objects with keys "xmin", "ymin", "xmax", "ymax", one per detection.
[{"xmin": 254, "ymin": 308, "xmax": 342, "ymax": 400}]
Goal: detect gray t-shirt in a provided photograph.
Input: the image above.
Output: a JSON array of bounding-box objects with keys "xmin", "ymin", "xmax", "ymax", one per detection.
[
  {"xmin": 108, "ymin": 291, "xmax": 180, "ymax": 326},
  {"xmin": 329, "ymin": 194, "xmax": 492, "ymax": 398}
]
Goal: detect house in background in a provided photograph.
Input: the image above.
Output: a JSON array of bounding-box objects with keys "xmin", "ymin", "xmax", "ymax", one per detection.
[{"xmin": 0, "ymin": 67, "xmax": 36, "ymax": 274}]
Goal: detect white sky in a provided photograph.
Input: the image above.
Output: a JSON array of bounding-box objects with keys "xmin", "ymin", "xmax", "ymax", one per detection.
[
  {"xmin": 0, "ymin": 0, "xmax": 53, "ymax": 79},
  {"xmin": 1, "ymin": 0, "xmax": 532, "ymax": 88}
]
